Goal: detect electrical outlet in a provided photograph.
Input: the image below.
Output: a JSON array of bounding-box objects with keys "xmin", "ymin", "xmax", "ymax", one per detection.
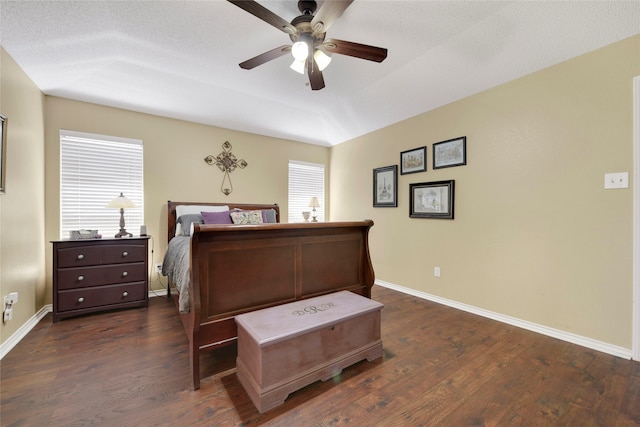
[
  {"xmin": 604, "ymin": 172, "xmax": 629, "ymax": 189},
  {"xmin": 3, "ymin": 306, "xmax": 12, "ymax": 323},
  {"xmin": 434, "ymin": 267, "xmax": 441, "ymax": 278},
  {"xmin": 155, "ymin": 263, "xmax": 163, "ymax": 273}
]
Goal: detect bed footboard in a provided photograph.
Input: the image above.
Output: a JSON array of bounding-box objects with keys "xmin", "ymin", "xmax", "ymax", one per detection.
[{"xmin": 165, "ymin": 201, "xmax": 375, "ymax": 390}]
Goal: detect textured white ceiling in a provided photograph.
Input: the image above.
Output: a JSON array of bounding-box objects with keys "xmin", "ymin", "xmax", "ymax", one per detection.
[{"xmin": 1, "ymin": 1, "xmax": 639, "ymax": 146}]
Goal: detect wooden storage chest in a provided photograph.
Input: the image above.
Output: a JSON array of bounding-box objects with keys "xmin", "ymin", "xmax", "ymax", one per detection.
[{"xmin": 235, "ymin": 290, "xmax": 383, "ymax": 413}]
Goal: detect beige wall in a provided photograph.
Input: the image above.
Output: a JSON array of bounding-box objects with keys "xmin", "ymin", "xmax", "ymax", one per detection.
[
  {"xmin": 331, "ymin": 35, "xmax": 639, "ymax": 349},
  {"xmin": 0, "ymin": 48, "xmax": 46, "ymax": 344},
  {"xmin": 44, "ymin": 97, "xmax": 330, "ymax": 296}
]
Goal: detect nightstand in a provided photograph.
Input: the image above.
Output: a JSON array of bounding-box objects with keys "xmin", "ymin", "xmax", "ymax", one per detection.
[{"xmin": 52, "ymin": 237, "xmax": 149, "ymax": 322}]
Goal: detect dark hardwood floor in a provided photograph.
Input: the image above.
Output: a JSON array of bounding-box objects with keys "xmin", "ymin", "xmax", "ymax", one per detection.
[{"xmin": 2, "ymin": 286, "xmax": 639, "ymax": 426}]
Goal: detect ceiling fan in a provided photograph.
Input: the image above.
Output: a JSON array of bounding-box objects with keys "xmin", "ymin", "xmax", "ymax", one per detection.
[{"xmin": 228, "ymin": 0, "xmax": 388, "ymax": 90}]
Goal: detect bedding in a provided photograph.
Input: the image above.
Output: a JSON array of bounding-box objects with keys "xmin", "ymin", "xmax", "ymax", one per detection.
[{"xmin": 161, "ymin": 236, "xmax": 191, "ymax": 312}]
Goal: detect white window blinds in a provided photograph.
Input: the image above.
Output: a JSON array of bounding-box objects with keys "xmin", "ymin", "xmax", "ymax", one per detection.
[
  {"xmin": 288, "ymin": 160, "xmax": 325, "ymax": 223},
  {"xmin": 60, "ymin": 130, "xmax": 144, "ymax": 240}
]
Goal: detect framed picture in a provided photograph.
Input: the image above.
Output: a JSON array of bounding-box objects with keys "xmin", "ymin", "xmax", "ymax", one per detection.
[
  {"xmin": 409, "ymin": 180, "xmax": 455, "ymax": 219},
  {"xmin": 0, "ymin": 114, "xmax": 6, "ymax": 194},
  {"xmin": 433, "ymin": 136, "xmax": 466, "ymax": 169},
  {"xmin": 400, "ymin": 146, "xmax": 427, "ymax": 175},
  {"xmin": 373, "ymin": 165, "xmax": 398, "ymax": 207}
]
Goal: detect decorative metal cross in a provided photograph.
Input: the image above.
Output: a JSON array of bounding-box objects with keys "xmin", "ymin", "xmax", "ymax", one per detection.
[{"xmin": 204, "ymin": 141, "xmax": 248, "ymax": 196}]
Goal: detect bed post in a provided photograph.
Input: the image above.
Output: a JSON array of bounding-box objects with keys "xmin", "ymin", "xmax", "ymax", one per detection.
[
  {"xmin": 166, "ymin": 200, "xmax": 176, "ymax": 298},
  {"xmin": 190, "ymin": 336, "xmax": 200, "ymax": 390},
  {"xmin": 363, "ymin": 219, "xmax": 375, "ymax": 298}
]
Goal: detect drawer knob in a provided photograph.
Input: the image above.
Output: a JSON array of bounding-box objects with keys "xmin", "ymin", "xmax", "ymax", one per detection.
[
  {"xmin": 122, "ymin": 291, "xmax": 129, "ymax": 297},
  {"xmin": 77, "ymin": 275, "xmax": 85, "ymax": 282},
  {"xmin": 122, "ymin": 271, "xmax": 128, "ymax": 277},
  {"xmin": 77, "ymin": 254, "xmax": 85, "ymax": 260},
  {"xmin": 77, "ymin": 297, "xmax": 85, "ymax": 303},
  {"xmin": 122, "ymin": 251, "xmax": 129, "ymax": 257}
]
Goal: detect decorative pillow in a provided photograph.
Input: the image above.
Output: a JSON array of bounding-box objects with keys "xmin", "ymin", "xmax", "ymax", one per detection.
[
  {"xmin": 261, "ymin": 208, "xmax": 277, "ymax": 223},
  {"xmin": 177, "ymin": 214, "xmax": 204, "ymax": 236},
  {"xmin": 176, "ymin": 204, "xmax": 229, "ymax": 217},
  {"xmin": 230, "ymin": 210, "xmax": 264, "ymax": 225},
  {"xmin": 201, "ymin": 210, "xmax": 232, "ymax": 224},
  {"xmin": 175, "ymin": 205, "xmax": 229, "ymax": 236}
]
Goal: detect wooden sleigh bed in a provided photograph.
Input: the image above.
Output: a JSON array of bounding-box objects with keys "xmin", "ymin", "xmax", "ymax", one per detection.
[{"xmin": 163, "ymin": 201, "xmax": 375, "ymax": 389}]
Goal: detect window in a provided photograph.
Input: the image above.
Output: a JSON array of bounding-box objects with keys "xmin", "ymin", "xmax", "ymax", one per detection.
[
  {"xmin": 60, "ymin": 130, "xmax": 143, "ymax": 240},
  {"xmin": 288, "ymin": 160, "xmax": 325, "ymax": 223}
]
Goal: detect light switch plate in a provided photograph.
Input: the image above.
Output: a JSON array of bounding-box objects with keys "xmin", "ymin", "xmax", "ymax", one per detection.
[{"xmin": 604, "ymin": 172, "xmax": 629, "ymax": 189}]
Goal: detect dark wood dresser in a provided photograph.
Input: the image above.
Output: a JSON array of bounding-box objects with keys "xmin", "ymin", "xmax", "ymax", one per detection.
[{"xmin": 52, "ymin": 237, "xmax": 149, "ymax": 322}]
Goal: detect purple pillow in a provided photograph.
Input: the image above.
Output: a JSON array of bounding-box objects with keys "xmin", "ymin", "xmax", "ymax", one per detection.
[{"xmin": 201, "ymin": 210, "xmax": 232, "ymax": 224}]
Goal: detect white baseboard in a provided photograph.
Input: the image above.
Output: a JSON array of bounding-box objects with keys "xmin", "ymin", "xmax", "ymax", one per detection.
[
  {"xmin": 375, "ymin": 280, "xmax": 633, "ymax": 360},
  {"xmin": 149, "ymin": 288, "xmax": 168, "ymax": 298},
  {"xmin": 0, "ymin": 304, "xmax": 52, "ymax": 360}
]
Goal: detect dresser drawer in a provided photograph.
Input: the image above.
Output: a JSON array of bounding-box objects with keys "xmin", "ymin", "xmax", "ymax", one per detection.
[
  {"xmin": 57, "ymin": 243, "xmax": 146, "ymax": 268},
  {"xmin": 57, "ymin": 262, "xmax": 147, "ymax": 290},
  {"xmin": 57, "ymin": 282, "xmax": 147, "ymax": 312}
]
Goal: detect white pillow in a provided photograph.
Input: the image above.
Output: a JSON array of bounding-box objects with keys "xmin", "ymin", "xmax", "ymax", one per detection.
[{"xmin": 175, "ymin": 205, "xmax": 229, "ymax": 236}]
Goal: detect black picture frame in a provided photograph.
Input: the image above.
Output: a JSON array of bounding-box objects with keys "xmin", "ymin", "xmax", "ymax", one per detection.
[
  {"xmin": 400, "ymin": 146, "xmax": 427, "ymax": 175},
  {"xmin": 0, "ymin": 114, "xmax": 6, "ymax": 194},
  {"xmin": 373, "ymin": 165, "xmax": 398, "ymax": 207},
  {"xmin": 433, "ymin": 136, "xmax": 466, "ymax": 169},
  {"xmin": 409, "ymin": 180, "xmax": 455, "ymax": 219}
]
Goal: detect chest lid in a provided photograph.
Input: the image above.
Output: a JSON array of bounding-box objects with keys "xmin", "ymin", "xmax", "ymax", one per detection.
[{"xmin": 235, "ymin": 291, "xmax": 383, "ymax": 346}]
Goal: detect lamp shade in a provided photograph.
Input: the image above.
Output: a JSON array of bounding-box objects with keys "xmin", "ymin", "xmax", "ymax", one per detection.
[
  {"xmin": 291, "ymin": 41, "xmax": 309, "ymax": 61},
  {"xmin": 308, "ymin": 197, "xmax": 320, "ymax": 208},
  {"xmin": 290, "ymin": 59, "xmax": 306, "ymax": 74},
  {"xmin": 313, "ymin": 49, "xmax": 332, "ymax": 71},
  {"xmin": 106, "ymin": 192, "xmax": 136, "ymax": 209}
]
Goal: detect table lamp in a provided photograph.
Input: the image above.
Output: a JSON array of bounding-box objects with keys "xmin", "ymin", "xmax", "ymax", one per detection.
[
  {"xmin": 106, "ymin": 192, "xmax": 136, "ymax": 238},
  {"xmin": 308, "ymin": 197, "xmax": 320, "ymax": 222}
]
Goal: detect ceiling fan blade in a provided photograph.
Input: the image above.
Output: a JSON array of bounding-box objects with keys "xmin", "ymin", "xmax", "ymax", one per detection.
[
  {"xmin": 307, "ymin": 57, "xmax": 325, "ymax": 90},
  {"xmin": 239, "ymin": 45, "xmax": 291, "ymax": 70},
  {"xmin": 227, "ymin": 0, "xmax": 297, "ymax": 35},
  {"xmin": 310, "ymin": 0, "xmax": 354, "ymax": 36},
  {"xmin": 323, "ymin": 38, "xmax": 388, "ymax": 63}
]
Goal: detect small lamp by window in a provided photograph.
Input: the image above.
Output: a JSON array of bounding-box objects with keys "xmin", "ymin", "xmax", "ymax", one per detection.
[
  {"xmin": 106, "ymin": 192, "xmax": 136, "ymax": 238},
  {"xmin": 308, "ymin": 197, "xmax": 320, "ymax": 222}
]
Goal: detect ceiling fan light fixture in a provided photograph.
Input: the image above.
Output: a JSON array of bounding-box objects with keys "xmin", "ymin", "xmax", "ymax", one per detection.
[
  {"xmin": 291, "ymin": 41, "xmax": 309, "ymax": 61},
  {"xmin": 290, "ymin": 59, "xmax": 306, "ymax": 74},
  {"xmin": 313, "ymin": 49, "xmax": 332, "ymax": 71},
  {"xmin": 229, "ymin": 0, "xmax": 386, "ymax": 90}
]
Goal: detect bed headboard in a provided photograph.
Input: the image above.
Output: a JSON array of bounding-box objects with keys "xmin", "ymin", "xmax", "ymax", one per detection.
[{"xmin": 167, "ymin": 201, "xmax": 280, "ymax": 243}]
